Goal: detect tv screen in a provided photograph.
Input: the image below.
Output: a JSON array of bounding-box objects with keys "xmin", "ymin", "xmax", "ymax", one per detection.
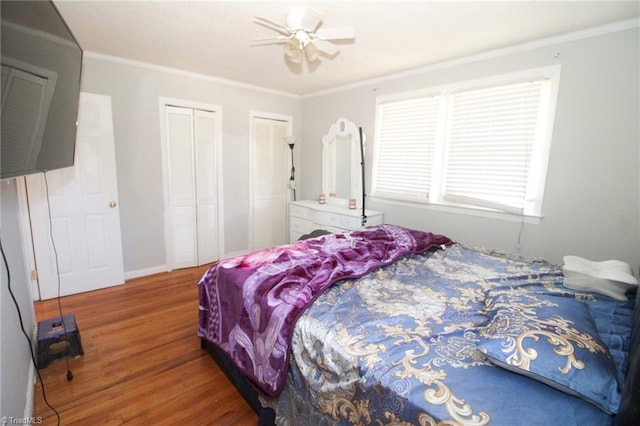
[{"xmin": 1, "ymin": 0, "xmax": 83, "ymax": 180}]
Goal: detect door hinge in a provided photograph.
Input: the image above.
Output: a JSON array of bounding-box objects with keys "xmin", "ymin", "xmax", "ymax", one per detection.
[{"xmin": 31, "ymin": 270, "xmax": 38, "ymax": 280}]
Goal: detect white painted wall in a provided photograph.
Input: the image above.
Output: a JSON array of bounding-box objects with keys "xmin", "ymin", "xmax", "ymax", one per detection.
[
  {"xmin": 1, "ymin": 179, "xmax": 36, "ymax": 420},
  {"xmin": 78, "ymin": 56, "xmax": 302, "ymax": 275},
  {"xmin": 299, "ymin": 26, "xmax": 640, "ymax": 269}
]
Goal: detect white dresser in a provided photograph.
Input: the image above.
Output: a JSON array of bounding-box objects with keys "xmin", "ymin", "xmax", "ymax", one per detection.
[{"xmin": 289, "ymin": 200, "xmax": 384, "ymax": 242}]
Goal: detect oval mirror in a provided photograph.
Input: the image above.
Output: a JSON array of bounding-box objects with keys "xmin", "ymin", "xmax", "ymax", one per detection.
[{"xmin": 321, "ymin": 118, "xmax": 364, "ymax": 208}]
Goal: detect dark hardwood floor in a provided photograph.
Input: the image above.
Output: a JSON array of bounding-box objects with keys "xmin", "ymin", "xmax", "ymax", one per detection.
[{"xmin": 33, "ymin": 265, "xmax": 257, "ymax": 425}]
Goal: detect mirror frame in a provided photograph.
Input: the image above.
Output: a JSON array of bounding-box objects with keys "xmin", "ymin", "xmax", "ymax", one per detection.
[{"xmin": 321, "ymin": 117, "xmax": 364, "ymax": 208}]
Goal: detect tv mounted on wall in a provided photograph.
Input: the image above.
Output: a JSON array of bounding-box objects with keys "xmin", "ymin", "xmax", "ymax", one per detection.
[{"xmin": 1, "ymin": 0, "xmax": 83, "ymax": 180}]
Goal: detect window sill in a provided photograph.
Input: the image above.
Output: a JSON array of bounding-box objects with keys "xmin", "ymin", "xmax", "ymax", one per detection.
[{"xmin": 371, "ymin": 197, "xmax": 543, "ymax": 224}]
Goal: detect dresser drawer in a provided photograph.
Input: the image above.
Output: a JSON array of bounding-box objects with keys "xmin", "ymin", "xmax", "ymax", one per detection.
[
  {"xmin": 289, "ymin": 204, "xmax": 311, "ymax": 220},
  {"xmin": 314, "ymin": 211, "xmax": 342, "ymax": 228},
  {"xmin": 340, "ymin": 215, "xmax": 363, "ymax": 230},
  {"xmin": 290, "ymin": 217, "xmax": 314, "ymax": 235},
  {"xmin": 290, "ymin": 231, "xmax": 303, "ymax": 242},
  {"xmin": 289, "ymin": 201, "xmax": 385, "ymax": 242},
  {"xmin": 364, "ymin": 213, "xmax": 384, "ymax": 226}
]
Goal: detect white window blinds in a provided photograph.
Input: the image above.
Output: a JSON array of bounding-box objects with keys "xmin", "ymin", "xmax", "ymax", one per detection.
[
  {"xmin": 371, "ymin": 67, "xmax": 559, "ymax": 217},
  {"xmin": 443, "ymin": 80, "xmax": 546, "ymax": 213},
  {"xmin": 373, "ymin": 96, "xmax": 440, "ymax": 203}
]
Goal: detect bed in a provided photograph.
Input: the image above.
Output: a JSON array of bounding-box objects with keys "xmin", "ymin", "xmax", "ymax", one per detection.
[{"xmin": 198, "ymin": 224, "xmax": 640, "ymax": 425}]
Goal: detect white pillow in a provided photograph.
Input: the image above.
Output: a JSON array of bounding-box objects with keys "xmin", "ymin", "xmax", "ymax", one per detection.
[{"xmin": 562, "ymin": 255, "xmax": 638, "ymax": 301}]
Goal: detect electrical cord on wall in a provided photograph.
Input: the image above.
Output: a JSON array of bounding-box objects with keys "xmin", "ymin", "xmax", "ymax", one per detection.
[
  {"xmin": 42, "ymin": 172, "xmax": 74, "ymax": 382},
  {"xmin": 0, "ymin": 235, "xmax": 61, "ymax": 426}
]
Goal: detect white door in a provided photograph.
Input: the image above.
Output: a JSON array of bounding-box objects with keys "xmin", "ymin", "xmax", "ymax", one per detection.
[
  {"xmin": 164, "ymin": 104, "xmax": 221, "ymax": 269},
  {"xmin": 26, "ymin": 92, "xmax": 124, "ymax": 299},
  {"xmin": 250, "ymin": 115, "xmax": 291, "ymax": 250}
]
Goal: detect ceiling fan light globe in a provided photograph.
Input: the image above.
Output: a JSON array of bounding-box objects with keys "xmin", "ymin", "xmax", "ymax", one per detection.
[
  {"xmin": 305, "ymin": 43, "xmax": 321, "ymax": 62},
  {"xmin": 290, "ymin": 52, "xmax": 303, "ymax": 64},
  {"xmin": 284, "ymin": 39, "xmax": 299, "ymax": 53},
  {"xmin": 284, "ymin": 42, "xmax": 303, "ymax": 63}
]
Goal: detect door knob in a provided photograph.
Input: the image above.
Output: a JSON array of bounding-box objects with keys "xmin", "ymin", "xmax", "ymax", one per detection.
[{"xmin": 109, "ymin": 201, "xmax": 117, "ymax": 208}]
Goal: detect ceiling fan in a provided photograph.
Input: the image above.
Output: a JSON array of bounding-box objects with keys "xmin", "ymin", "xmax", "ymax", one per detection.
[{"xmin": 252, "ymin": 7, "xmax": 355, "ymax": 64}]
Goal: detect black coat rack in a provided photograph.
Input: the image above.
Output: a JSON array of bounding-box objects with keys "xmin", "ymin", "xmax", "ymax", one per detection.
[
  {"xmin": 359, "ymin": 127, "xmax": 367, "ymax": 227},
  {"xmin": 288, "ymin": 142, "xmax": 296, "ymax": 201}
]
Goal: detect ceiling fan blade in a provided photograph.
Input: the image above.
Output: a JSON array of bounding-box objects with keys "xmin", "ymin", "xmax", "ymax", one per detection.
[
  {"xmin": 286, "ymin": 7, "xmax": 322, "ymax": 31},
  {"xmin": 251, "ymin": 36, "xmax": 291, "ymax": 46},
  {"xmin": 315, "ymin": 26, "xmax": 355, "ymax": 41},
  {"xmin": 254, "ymin": 16, "xmax": 291, "ymax": 36},
  {"xmin": 311, "ymin": 39, "xmax": 339, "ymax": 56},
  {"xmin": 300, "ymin": 8, "xmax": 322, "ymax": 32}
]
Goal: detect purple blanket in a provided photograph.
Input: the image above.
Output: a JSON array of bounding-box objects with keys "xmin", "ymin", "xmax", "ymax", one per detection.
[{"xmin": 197, "ymin": 224, "xmax": 452, "ymax": 397}]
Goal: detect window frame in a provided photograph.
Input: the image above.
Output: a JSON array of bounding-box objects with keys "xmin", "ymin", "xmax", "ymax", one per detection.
[{"xmin": 371, "ymin": 65, "xmax": 562, "ymax": 221}]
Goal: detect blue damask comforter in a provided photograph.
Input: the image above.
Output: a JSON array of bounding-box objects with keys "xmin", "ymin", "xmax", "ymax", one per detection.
[
  {"xmin": 198, "ymin": 225, "xmax": 451, "ymax": 397},
  {"xmin": 270, "ymin": 243, "xmax": 635, "ymax": 425}
]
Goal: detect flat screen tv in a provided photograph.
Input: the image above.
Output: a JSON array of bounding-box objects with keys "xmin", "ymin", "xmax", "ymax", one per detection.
[{"xmin": 1, "ymin": 0, "xmax": 83, "ymax": 180}]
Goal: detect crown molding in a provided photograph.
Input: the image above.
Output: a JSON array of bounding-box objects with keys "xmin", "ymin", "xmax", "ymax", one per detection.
[
  {"xmin": 304, "ymin": 18, "xmax": 640, "ymax": 99},
  {"xmin": 83, "ymin": 51, "xmax": 301, "ymax": 99}
]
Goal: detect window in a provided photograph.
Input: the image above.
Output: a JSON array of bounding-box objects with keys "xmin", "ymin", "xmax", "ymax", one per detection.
[{"xmin": 372, "ymin": 66, "xmax": 561, "ymax": 218}]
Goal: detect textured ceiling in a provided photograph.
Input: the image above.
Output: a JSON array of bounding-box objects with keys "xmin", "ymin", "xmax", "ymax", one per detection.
[{"xmin": 52, "ymin": 1, "xmax": 640, "ymax": 95}]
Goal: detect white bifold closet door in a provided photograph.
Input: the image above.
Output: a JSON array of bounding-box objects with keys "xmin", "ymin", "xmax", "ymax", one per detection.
[{"xmin": 165, "ymin": 105, "xmax": 219, "ymax": 269}]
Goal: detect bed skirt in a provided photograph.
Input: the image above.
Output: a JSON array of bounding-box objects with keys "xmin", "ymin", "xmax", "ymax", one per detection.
[{"xmin": 201, "ymin": 339, "xmax": 275, "ymax": 426}]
